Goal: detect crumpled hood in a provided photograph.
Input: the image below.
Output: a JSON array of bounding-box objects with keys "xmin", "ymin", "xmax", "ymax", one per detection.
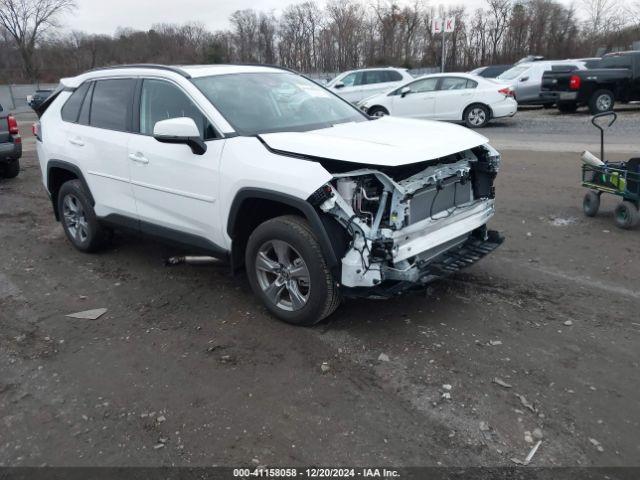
[{"xmin": 259, "ymin": 117, "xmax": 489, "ymax": 167}]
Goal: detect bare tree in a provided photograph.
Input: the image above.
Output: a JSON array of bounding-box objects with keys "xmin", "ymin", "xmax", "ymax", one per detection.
[
  {"xmin": 486, "ymin": 0, "xmax": 511, "ymax": 62},
  {"xmin": 581, "ymin": 0, "xmax": 624, "ymax": 35},
  {"xmin": 0, "ymin": 0, "xmax": 76, "ymax": 80}
]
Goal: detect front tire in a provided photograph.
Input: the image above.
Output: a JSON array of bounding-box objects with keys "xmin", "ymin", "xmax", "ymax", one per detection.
[
  {"xmin": 57, "ymin": 179, "xmax": 109, "ymax": 252},
  {"xmin": 1, "ymin": 159, "xmax": 20, "ymax": 178},
  {"xmin": 245, "ymin": 215, "xmax": 341, "ymax": 326},
  {"xmin": 614, "ymin": 201, "xmax": 639, "ymax": 229},
  {"xmin": 464, "ymin": 104, "xmax": 490, "ymax": 128},
  {"xmin": 368, "ymin": 106, "xmax": 389, "ymax": 117},
  {"xmin": 589, "ymin": 90, "xmax": 615, "ymax": 114}
]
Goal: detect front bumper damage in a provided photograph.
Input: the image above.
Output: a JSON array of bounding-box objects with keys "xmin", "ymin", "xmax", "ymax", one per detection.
[{"xmin": 312, "ymin": 144, "xmax": 503, "ymax": 297}]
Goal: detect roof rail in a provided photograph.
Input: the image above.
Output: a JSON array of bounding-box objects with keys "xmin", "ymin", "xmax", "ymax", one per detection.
[{"xmin": 87, "ymin": 64, "xmax": 192, "ymax": 79}]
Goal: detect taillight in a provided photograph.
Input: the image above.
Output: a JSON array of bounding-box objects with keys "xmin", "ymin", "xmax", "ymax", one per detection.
[
  {"xmin": 7, "ymin": 115, "xmax": 19, "ymax": 135},
  {"xmin": 498, "ymin": 87, "xmax": 514, "ymax": 97},
  {"xmin": 32, "ymin": 122, "xmax": 41, "ymax": 141},
  {"xmin": 569, "ymin": 75, "xmax": 581, "ymax": 90}
]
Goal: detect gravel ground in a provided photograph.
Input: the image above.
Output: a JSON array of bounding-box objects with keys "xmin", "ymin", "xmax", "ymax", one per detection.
[{"xmin": 0, "ymin": 113, "xmax": 639, "ymax": 468}]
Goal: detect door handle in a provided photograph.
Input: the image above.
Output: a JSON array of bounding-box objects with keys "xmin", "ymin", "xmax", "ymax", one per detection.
[
  {"xmin": 69, "ymin": 138, "xmax": 84, "ymax": 147},
  {"xmin": 128, "ymin": 153, "xmax": 149, "ymax": 164}
]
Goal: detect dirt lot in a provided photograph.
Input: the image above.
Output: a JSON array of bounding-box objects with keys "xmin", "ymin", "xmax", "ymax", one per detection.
[{"xmin": 1, "ymin": 113, "xmax": 639, "ymax": 468}]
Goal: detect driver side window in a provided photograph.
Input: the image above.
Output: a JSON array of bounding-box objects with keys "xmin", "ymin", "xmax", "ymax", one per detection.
[
  {"xmin": 340, "ymin": 73, "xmax": 358, "ymax": 87},
  {"xmin": 409, "ymin": 77, "xmax": 439, "ymax": 93},
  {"xmin": 139, "ymin": 79, "xmax": 217, "ymax": 140}
]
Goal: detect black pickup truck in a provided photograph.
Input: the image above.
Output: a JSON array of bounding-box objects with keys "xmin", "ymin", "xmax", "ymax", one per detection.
[
  {"xmin": 541, "ymin": 51, "xmax": 640, "ymax": 114},
  {"xmin": 0, "ymin": 103, "xmax": 22, "ymax": 178}
]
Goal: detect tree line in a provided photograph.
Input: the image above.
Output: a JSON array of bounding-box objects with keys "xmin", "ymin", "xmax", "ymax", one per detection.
[{"xmin": 1, "ymin": 0, "xmax": 639, "ymax": 83}]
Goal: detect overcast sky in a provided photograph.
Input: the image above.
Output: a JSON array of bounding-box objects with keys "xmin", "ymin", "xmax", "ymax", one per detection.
[{"xmin": 63, "ymin": 0, "xmax": 526, "ymax": 35}]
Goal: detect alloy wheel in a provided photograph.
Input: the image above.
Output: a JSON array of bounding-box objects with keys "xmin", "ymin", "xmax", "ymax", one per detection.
[
  {"xmin": 255, "ymin": 240, "xmax": 311, "ymax": 312},
  {"xmin": 596, "ymin": 94, "xmax": 612, "ymax": 112},
  {"xmin": 468, "ymin": 107, "xmax": 486, "ymax": 126},
  {"xmin": 62, "ymin": 194, "xmax": 89, "ymax": 244}
]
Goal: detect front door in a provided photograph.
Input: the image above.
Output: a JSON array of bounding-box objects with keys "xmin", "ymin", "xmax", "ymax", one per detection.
[
  {"xmin": 128, "ymin": 78, "xmax": 225, "ymax": 248},
  {"xmin": 391, "ymin": 77, "xmax": 439, "ymax": 118}
]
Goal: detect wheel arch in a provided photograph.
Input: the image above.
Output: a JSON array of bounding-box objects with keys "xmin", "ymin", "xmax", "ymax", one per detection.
[
  {"xmin": 226, "ymin": 188, "xmax": 342, "ymax": 273},
  {"xmin": 47, "ymin": 160, "xmax": 94, "ymax": 221},
  {"xmin": 462, "ymin": 102, "xmax": 493, "ymax": 122}
]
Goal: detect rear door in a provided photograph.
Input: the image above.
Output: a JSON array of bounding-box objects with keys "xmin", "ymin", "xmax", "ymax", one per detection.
[
  {"xmin": 434, "ymin": 77, "xmax": 477, "ymax": 120},
  {"xmin": 128, "ymin": 78, "xmax": 225, "ymax": 246},
  {"xmin": 357, "ymin": 70, "xmax": 399, "ymax": 101},
  {"xmin": 390, "ymin": 77, "xmax": 439, "ymax": 118},
  {"xmin": 64, "ymin": 78, "xmax": 138, "ymax": 219}
]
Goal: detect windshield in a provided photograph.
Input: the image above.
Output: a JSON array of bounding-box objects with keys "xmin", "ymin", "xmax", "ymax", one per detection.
[
  {"xmin": 497, "ymin": 65, "xmax": 530, "ymax": 80},
  {"xmin": 192, "ymin": 72, "xmax": 366, "ymax": 135}
]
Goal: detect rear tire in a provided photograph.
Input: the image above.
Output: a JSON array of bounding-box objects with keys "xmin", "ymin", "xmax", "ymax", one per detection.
[
  {"xmin": 558, "ymin": 101, "xmax": 578, "ymax": 113},
  {"xmin": 57, "ymin": 179, "xmax": 109, "ymax": 252},
  {"xmin": 464, "ymin": 104, "xmax": 490, "ymax": 128},
  {"xmin": 614, "ymin": 201, "xmax": 639, "ymax": 229},
  {"xmin": 368, "ymin": 106, "xmax": 389, "ymax": 117},
  {"xmin": 583, "ymin": 191, "xmax": 600, "ymax": 217},
  {"xmin": 245, "ymin": 215, "xmax": 341, "ymax": 326},
  {"xmin": 589, "ymin": 90, "xmax": 614, "ymax": 114},
  {"xmin": 2, "ymin": 159, "xmax": 20, "ymax": 178}
]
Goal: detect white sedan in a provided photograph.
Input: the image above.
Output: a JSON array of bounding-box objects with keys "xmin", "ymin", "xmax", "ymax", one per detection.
[{"xmin": 358, "ymin": 73, "xmax": 517, "ymax": 128}]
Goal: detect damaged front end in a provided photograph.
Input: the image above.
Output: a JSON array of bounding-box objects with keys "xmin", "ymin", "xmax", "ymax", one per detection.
[{"xmin": 309, "ymin": 145, "xmax": 504, "ymax": 298}]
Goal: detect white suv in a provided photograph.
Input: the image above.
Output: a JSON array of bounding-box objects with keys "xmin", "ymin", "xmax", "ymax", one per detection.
[
  {"xmin": 35, "ymin": 64, "xmax": 503, "ymax": 326},
  {"xmin": 326, "ymin": 67, "xmax": 413, "ymax": 104}
]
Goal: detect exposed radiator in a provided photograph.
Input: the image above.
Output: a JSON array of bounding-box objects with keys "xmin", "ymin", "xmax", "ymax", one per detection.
[{"xmin": 408, "ymin": 177, "xmax": 473, "ymax": 224}]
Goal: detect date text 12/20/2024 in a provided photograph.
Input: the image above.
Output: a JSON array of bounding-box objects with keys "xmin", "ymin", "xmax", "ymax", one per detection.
[{"xmin": 233, "ymin": 468, "xmax": 401, "ymax": 478}]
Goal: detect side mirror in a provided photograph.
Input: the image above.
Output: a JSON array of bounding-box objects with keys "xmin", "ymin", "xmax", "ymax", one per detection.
[
  {"xmin": 520, "ymin": 76, "xmax": 529, "ymax": 82},
  {"xmin": 153, "ymin": 117, "xmax": 207, "ymax": 155},
  {"xmin": 400, "ymin": 86, "xmax": 411, "ymax": 97},
  {"xmin": 334, "ymin": 81, "xmax": 345, "ymax": 89}
]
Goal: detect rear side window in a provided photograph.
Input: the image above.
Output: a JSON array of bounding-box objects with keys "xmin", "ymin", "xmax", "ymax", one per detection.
[
  {"xmin": 600, "ymin": 55, "xmax": 632, "ymax": 69},
  {"xmin": 61, "ymin": 82, "xmax": 90, "ymax": 123},
  {"xmin": 386, "ymin": 70, "xmax": 403, "ymax": 82},
  {"xmin": 89, "ymin": 79, "xmax": 136, "ymax": 132},
  {"xmin": 360, "ymin": 70, "xmax": 387, "ymax": 85},
  {"xmin": 77, "ymin": 82, "xmax": 94, "ymax": 125}
]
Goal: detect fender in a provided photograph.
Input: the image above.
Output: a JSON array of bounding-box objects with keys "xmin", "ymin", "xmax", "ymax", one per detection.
[
  {"xmin": 47, "ymin": 160, "xmax": 95, "ymax": 220},
  {"xmin": 227, "ymin": 188, "xmax": 340, "ymax": 269}
]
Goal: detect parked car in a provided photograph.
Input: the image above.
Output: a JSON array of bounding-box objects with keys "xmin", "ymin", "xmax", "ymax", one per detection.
[
  {"xmin": 468, "ymin": 65, "xmax": 512, "ymax": 78},
  {"xmin": 541, "ymin": 51, "xmax": 640, "ymax": 114},
  {"xmin": 326, "ymin": 67, "xmax": 413, "ymax": 104},
  {"xmin": 28, "ymin": 89, "xmax": 53, "ymax": 110},
  {"xmin": 34, "ymin": 64, "xmax": 503, "ymax": 325},
  {"xmin": 497, "ymin": 60, "xmax": 587, "ymax": 105},
  {"xmin": 0, "ymin": 103, "xmax": 22, "ymax": 179},
  {"xmin": 358, "ymin": 73, "xmax": 517, "ymax": 128}
]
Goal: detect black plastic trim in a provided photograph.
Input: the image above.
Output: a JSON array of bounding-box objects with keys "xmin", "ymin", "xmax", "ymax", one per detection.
[
  {"xmin": 101, "ymin": 214, "xmax": 229, "ymax": 260},
  {"xmin": 227, "ymin": 188, "xmax": 339, "ymax": 268},
  {"xmin": 47, "ymin": 160, "xmax": 95, "ymax": 219}
]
